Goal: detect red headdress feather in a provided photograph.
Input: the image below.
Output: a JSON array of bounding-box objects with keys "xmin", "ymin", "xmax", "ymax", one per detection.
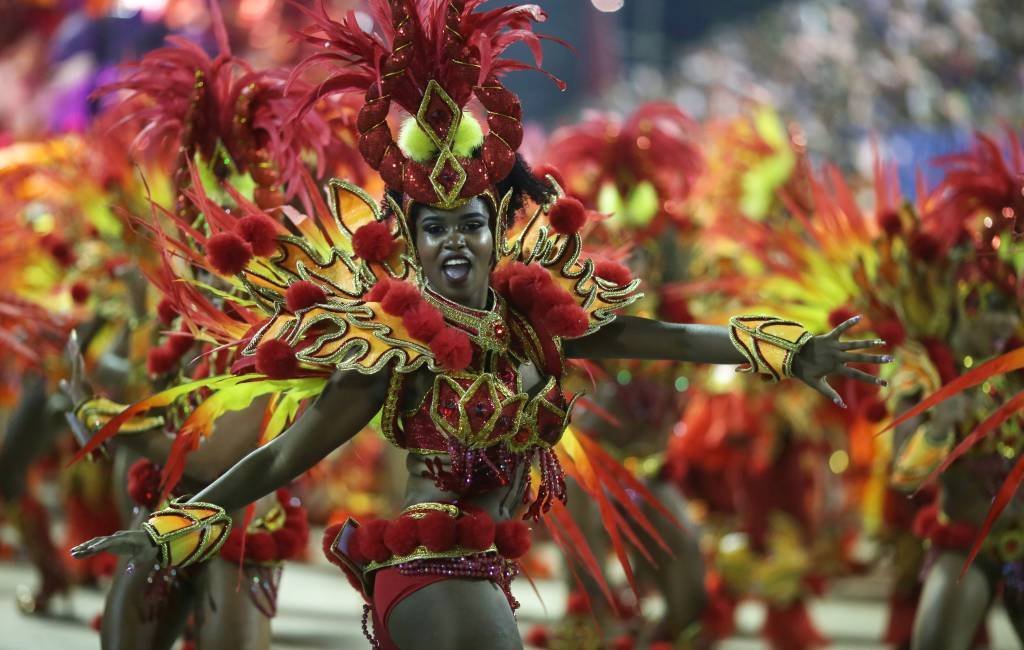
[{"xmin": 291, "ymin": 0, "xmax": 563, "ymax": 207}]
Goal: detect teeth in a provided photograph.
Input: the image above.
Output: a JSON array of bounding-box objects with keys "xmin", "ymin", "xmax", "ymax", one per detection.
[{"xmin": 443, "ymin": 259, "xmax": 469, "ymax": 267}]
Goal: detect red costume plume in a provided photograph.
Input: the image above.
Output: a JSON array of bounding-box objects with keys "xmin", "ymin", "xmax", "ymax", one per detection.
[
  {"xmin": 95, "ymin": 3, "xmax": 337, "ymax": 213},
  {"xmin": 291, "ymin": 0, "xmax": 564, "ymax": 207}
]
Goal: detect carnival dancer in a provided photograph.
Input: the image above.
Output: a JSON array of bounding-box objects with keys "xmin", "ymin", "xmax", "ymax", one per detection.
[
  {"xmin": 0, "ymin": 132, "xmax": 154, "ymax": 614},
  {"xmin": 70, "ymin": 2, "xmax": 889, "ymax": 648},
  {"xmin": 55, "ymin": 11, "xmax": 364, "ymax": 644},
  {"xmin": 880, "ymin": 131, "xmax": 1024, "ymax": 649}
]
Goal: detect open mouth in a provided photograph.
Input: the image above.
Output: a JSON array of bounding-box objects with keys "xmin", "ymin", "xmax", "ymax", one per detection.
[{"xmin": 441, "ymin": 255, "xmax": 472, "ymax": 284}]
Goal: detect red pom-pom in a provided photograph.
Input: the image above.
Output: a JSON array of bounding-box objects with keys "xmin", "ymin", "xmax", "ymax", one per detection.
[
  {"xmin": 90, "ymin": 613, "xmax": 103, "ymax": 632},
  {"xmin": 566, "ymin": 590, "xmax": 591, "ymax": 615},
  {"xmin": 272, "ymin": 528, "xmax": 302, "ymax": 559},
  {"xmin": 532, "ymin": 164, "xmax": 566, "ymax": 191},
  {"xmin": 46, "ymin": 237, "xmax": 76, "ymax": 267},
  {"xmin": 220, "ymin": 529, "xmax": 245, "ymax": 563},
  {"xmin": 382, "ymin": 516, "xmax": 420, "ymax": 556},
  {"xmin": 147, "ymin": 346, "xmax": 177, "ymax": 375},
  {"xmin": 206, "ymin": 232, "xmax": 253, "ymax": 275},
  {"xmin": 611, "ymin": 635, "xmax": 635, "ymax": 650},
  {"xmin": 286, "ymin": 281, "xmax": 328, "ymax": 312},
  {"xmin": 166, "ymin": 331, "xmax": 193, "ymax": 358},
  {"xmin": 525, "ymin": 625, "xmax": 551, "ymax": 648},
  {"xmin": 246, "ymin": 532, "xmax": 279, "ymax": 562},
  {"xmin": 429, "ymin": 327, "xmax": 473, "ymax": 371},
  {"xmin": 863, "ymin": 397, "xmax": 888, "ymax": 423},
  {"xmin": 594, "ymin": 260, "xmax": 632, "ymax": 286},
  {"xmin": 403, "ymin": 302, "xmax": 445, "ymax": 341},
  {"xmin": 536, "ymin": 282, "xmax": 575, "ymax": 308},
  {"xmin": 416, "ymin": 511, "xmax": 458, "ymax": 552},
  {"xmin": 255, "ymin": 340, "xmax": 298, "ymax": 379},
  {"xmin": 494, "ymin": 520, "xmax": 531, "ymax": 558},
  {"xmin": 70, "ymin": 281, "xmax": 91, "ymax": 304},
  {"xmin": 507, "ymin": 263, "xmax": 551, "ymax": 308},
  {"xmin": 235, "ymin": 214, "xmax": 280, "ymax": 257},
  {"xmin": 456, "ymin": 511, "xmax": 496, "ymax": 551},
  {"xmin": 352, "ymin": 221, "xmax": 396, "ymax": 262},
  {"xmin": 365, "ymin": 278, "xmax": 391, "ymax": 303},
  {"xmin": 157, "ymin": 298, "xmax": 179, "ymax": 325},
  {"xmin": 828, "ymin": 306, "xmax": 858, "ymax": 329},
  {"xmin": 544, "ymin": 304, "xmax": 589, "ymax": 337},
  {"xmin": 878, "ymin": 209, "xmax": 902, "ymax": 236},
  {"xmin": 380, "ymin": 281, "xmax": 422, "ymax": 316},
  {"xmin": 874, "ymin": 319, "xmax": 906, "ymax": 348},
  {"xmin": 490, "ymin": 264, "xmax": 514, "ymax": 296},
  {"xmin": 548, "ymin": 196, "xmax": 587, "ymax": 235},
  {"xmin": 354, "ymin": 519, "xmax": 391, "ymax": 563},
  {"xmin": 126, "ymin": 459, "xmax": 161, "ymax": 509}
]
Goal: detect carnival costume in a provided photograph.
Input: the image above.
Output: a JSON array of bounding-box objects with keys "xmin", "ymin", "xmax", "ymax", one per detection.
[
  {"xmin": 882, "ymin": 131, "xmax": 1024, "ymax": 599},
  {"xmin": 71, "ymin": 3, "xmax": 823, "ymax": 648},
  {"xmin": 0, "ymin": 131, "xmax": 161, "ymax": 613}
]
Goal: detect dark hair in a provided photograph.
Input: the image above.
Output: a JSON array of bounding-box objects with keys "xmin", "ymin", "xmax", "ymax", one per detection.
[{"xmin": 382, "ymin": 154, "xmax": 556, "ymax": 230}]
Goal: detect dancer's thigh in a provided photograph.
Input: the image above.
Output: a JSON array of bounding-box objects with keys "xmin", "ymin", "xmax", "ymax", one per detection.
[
  {"xmin": 101, "ymin": 557, "xmax": 192, "ymax": 650},
  {"xmin": 911, "ymin": 551, "xmax": 993, "ymax": 650},
  {"xmin": 194, "ymin": 559, "xmax": 273, "ymax": 650},
  {"xmin": 388, "ymin": 577, "xmax": 522, "ymax": 650}
]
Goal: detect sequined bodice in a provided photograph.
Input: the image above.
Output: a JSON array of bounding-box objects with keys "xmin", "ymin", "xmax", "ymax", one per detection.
[
  {"xmin": 379, "ymin": 289, "xmax": 573, "ymax": 510},
  {"xmin": 381, "ymin": 292, "xmax": 574, "ymax": 455}
]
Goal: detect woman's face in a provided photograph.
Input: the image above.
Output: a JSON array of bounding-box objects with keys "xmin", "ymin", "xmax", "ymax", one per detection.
[{"xmin": 415, "ymin": 197, "xmax": 494, "ymax": 308}]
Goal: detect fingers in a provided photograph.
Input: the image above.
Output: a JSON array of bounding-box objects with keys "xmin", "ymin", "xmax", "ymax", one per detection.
[
  {"xmin": 840, "ymin": 352, "xmax": 893, "ymax": 365},
  {"xmin": 826, "ymin": 315, "xmax": 861, "ymax": 339},
  {"xmin": 816, "ymin": 378, "xmax": 845, "ymax": 409},
  {"xmin": 70, "ymin": 537, "xmax": 106, "ymax": 559},
  {"xmin": 837, "ymin": 338, "xmax": 886, "ymax": 351},
  {"xmin": 70, "ymin": 531, "xmax": 144, "ymax": 559},
  {"xmin": 839, "ymin": 366, "xmax": 887, "ymax": 387}
]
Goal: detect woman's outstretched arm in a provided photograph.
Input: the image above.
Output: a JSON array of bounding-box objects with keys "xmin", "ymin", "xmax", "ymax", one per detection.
[
  {"xmin": 71, "ymin": 366, "xmax": 391, "ymax": 560},
  {"xmin": 563, "ymin": 316, "xmax": 744, "ymax": 364},
  {"xmin": 564, "ymin": 314, "xmax": 891, "ymax": 406},
  {"xmin": 190, "ymin": 367, "xmax": 390, "ymax": 511}
]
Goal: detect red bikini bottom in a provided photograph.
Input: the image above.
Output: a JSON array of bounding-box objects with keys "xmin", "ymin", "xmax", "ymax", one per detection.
[{"xmin": 370, "ymin": 568, "xmax": 498, "ymax": 649}]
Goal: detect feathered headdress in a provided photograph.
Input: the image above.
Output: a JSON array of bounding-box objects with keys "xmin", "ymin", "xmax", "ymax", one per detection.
[
  {"xmin": 291, "ymin": 0, "xmax": 563, "ymax": 210},
  {"xmin": 96, "ymin": 3, "xmax": 339, "ymax": 216}
]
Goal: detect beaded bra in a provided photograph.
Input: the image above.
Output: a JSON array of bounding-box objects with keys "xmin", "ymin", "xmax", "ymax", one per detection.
[{"xmin": 380, "ymin": 288, "xmax": 577, "ymax": 513}]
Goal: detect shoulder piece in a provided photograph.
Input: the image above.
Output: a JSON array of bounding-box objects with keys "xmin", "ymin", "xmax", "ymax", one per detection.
[
  {"xmin": 497, "ymin": 179, "xmax": 643, "ymax": 337},
  {"xmin": 240, "ymin": 179, "xmax": 456, "ymax": 375}
]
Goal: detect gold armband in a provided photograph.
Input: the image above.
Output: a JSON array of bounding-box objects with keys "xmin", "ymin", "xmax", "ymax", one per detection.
[
  {"xmin": 75, "ymin": 397, "xmax": 165, "ymax": 434},
  {"xmin": 728, "ymin": 315, "xmax": 812, "ymax": 383},
  {"xmin": 142, "ymin": 498, "xmax": 232, "ymax": 568}
]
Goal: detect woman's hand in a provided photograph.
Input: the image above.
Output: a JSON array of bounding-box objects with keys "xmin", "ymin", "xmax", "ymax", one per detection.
[
  {"xmin": 70, "ymin": 529, "xmax": 156, "ymax": 562},
  {"xmin": 58, "ymin": 332, "xmax": 101, "ymax": 451},
  {"xmin": 791, "ymin": 315, "xmax": 892, "ymax": 408}
]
